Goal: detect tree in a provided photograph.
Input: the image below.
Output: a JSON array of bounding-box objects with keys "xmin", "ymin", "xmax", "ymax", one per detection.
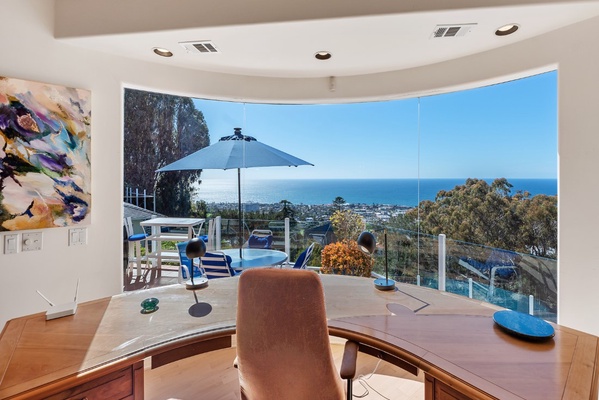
[
  {"xmin": 329, "ymin": 210, "xmax": 365, "ymax": 242},
  {"xmin": 516, "ymin": 194, "xmax": 557, "ymax": 257},
  {"xmin": 333, "ymin": 196, "xmax": 346, "ymax": 212},
  {"xmin": 278, "ymin": 200, "xmax": 295, "ymax": 220},
  {"xmin": 405, "ymin": 178, "xmax": 557, "ymax": 258},
  {"xmin": 124, "ymin": 89, "xmax": 210, "ymax": 216}
]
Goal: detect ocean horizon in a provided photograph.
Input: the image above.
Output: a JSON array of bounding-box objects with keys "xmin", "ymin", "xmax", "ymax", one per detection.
[{"xmin": 193, "ymin": 178, "xmax": 557, "ymax": 207}]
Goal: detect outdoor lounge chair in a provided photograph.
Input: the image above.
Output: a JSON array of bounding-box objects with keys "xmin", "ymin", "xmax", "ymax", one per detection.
[
  {"xmin": 176, "ymin": 241, "xmax": 204, "ymax": 284},
  {"xmin": 245, "ymin": 229, "xmax": 274, "ymax": 249},
  {"xmin": 458, "ymin": 248, "xmax": 519, "ymax": 280},
  {"xmin": 201, "ymin": 251, "xmax": 238, "ymax": 279},
  {"xmin": 290, "ymin": 242, "xmax": 316, "ymax": 269}
]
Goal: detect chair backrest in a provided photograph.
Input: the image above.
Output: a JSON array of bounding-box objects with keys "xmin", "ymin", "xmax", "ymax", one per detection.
[
  {"xmin": 206, "ymin": 219, "xmax": 215, "ymax": 250},
  {"xmin": 236, "ymin": 269, "xmax": 345, "ymax": 400},
  {"xmin": 124, "ymin": 217, "xmax": 147, "ymax": 241},
  {"xmin": 246, "ymin": 229, "xmax": 274, "ymax": 249},
  {"xmin": 251, "ymin": 229, "xmax": 273, "ymax": 237},
  {"xmin": 124, "ymin": 217, "xmax": 134, "ymax": 237},
  {"xmin": 293, "ymin": 242, "xmax": 316, "ymax": 269},
  {"xmin": 201, "ymin": 251, "xmax": 235, "ymax": 279},
  {"xmin": 176, "ymin": 241, "xmax": 203, "ymax": 283}
]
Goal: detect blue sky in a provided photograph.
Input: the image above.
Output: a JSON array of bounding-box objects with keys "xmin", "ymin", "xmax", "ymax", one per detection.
[{"xmin": 192, "ymin": 71, "xmax": 557, "ymax": 180}]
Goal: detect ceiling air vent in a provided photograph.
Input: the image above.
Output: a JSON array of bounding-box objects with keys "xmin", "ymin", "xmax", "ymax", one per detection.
[
  {"xmin": 179, "ymin": 40, "xmax": 220, "ymax": 54},
  {"xmin": 431, "ymin": 24, "xmax": 476, "ymax": 39}
]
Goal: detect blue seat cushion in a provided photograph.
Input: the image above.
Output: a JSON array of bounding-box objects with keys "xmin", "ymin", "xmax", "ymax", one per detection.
[
  {"xmin": 248, "ymin": 234, "xmax": 273, "ymax": 249},
  {"xmin": 128, "ymin": 233, "xmax": 147, "ymax": 241},
  {"xmin": 199, "ymin": 235, "xmax": 209, "ymax": 242}
]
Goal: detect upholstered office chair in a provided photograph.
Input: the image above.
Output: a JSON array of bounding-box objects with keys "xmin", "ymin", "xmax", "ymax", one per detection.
[{"xmin": 235, "ymin": 268, "xmax": 358, "ymax": 400}]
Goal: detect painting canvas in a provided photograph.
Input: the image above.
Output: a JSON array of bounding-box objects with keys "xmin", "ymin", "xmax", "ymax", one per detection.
[{"xmin": 0, "ymin": 76, "xmax": 91, "ymax": 231}]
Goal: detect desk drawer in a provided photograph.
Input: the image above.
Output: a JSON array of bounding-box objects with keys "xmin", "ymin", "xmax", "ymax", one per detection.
[{"xmin": 44, "ymin": 366, "xmax": 133, "ymax": 400}]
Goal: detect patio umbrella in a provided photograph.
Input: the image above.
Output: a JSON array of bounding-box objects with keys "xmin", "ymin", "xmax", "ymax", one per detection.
[{"xmin": 156, "ymin": 127, "xmax": 313, "ymax": 257}]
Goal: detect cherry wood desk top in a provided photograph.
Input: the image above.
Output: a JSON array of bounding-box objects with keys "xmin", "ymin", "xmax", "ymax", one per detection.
[{"xmin": 0, "ymin": 275, "xmax": 597, "ymax": 399}]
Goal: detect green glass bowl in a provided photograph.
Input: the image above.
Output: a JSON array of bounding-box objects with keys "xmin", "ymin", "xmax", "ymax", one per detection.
[{"xmin": 140, "ymin": 297, "xmax": 159, "ymax": 314}]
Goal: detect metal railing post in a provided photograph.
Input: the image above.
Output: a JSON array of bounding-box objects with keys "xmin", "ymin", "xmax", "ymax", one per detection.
[
  {"xmin": 284, "ymin": 218, "xmax": 290, "ymax": 259},
  {"xmin": 143, "ymin": 189, "xmax": 147, "ymax": 210},
  {"xmin": 135, "ymin": 188, "xmax": 139, "ymax": 207},
  {"xmin": 417, "ymin": 275, "xmax": 421, "ymax": 286},
  {"xmin": 468, "ymin": 278, "xmax": 473, "ymax": 299},
  {"xmin": 438, "ymin": 234, "xmax": 446, "ymax": 291},
  {"xmin": 529, "ymin": 295, "xmax": 534, "ymax": 315},
  {"xmin": 215, "ymin": 216, "xmax": 222, "ymax": 250}
]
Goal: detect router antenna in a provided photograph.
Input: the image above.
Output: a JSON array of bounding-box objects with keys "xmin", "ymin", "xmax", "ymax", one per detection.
[
  {"xmin": 74, "ymin": 278, "xmax": 80, "ymax": 302},
  {"xmin": 36, "ymin": 290, "xmax": 55, "ymax": 307}
]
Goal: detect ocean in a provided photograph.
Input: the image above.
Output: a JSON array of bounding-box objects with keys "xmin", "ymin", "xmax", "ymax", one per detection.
[{"xmin": 194, "ymin": 178, "xmax": 557, "ymax": 207}]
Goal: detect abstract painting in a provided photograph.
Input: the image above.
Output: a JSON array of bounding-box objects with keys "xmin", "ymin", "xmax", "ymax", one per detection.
[{"xmin": 0, "ymin": 76, "xmax": 91, "ymax": 231}]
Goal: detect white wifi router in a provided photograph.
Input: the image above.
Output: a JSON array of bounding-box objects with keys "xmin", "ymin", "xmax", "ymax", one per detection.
[{"xmin": 36, "ymin": 279, "xmax": 79, "ymax": 320}]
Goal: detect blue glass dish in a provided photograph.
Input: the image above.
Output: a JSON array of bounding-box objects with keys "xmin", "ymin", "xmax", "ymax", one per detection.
[{"xmin": 493, "ymin": 310, "xmax": 554, "ymax": 341}]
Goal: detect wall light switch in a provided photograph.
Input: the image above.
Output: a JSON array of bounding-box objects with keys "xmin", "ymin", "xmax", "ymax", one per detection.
[
  {"xmin": 4, "ymin": 234, "xmax": 18, "ymax": 254},
  {"xmin": 22, "ymin": 232, "xmax": 42, "ymax": 252},
  {"xmin": 69, "ymin": 228, "xmax": 87, "ymax": 246}
]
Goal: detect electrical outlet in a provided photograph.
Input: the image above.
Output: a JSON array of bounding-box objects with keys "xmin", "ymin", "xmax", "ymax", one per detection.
[{"xmin": 22, "ymin": 232, "xmax": 42, "ymax": 251}]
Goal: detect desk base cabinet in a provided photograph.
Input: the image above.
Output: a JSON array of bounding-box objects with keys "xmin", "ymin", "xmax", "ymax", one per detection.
[
  {"xmin": 43, "ymin": 362, "xmax": 143, "ymax": 400},
  {"xmin": 426, "ymin": 375, "xmax": 472, "ymax": 400}
]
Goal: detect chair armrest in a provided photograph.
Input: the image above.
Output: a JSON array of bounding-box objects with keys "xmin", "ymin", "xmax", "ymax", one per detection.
[{"xmin": 339, "ymin": 340, "xmax": 359, "ymax": 379}]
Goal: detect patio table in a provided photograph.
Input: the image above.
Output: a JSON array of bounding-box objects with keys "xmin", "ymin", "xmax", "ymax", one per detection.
[
  {"xmin": 221, "ymin": 248, "xmax": 287, "ymax": 270},
  {"xmin": 141, "ymin": 217, "xmax": 205, "ymax": 269}
]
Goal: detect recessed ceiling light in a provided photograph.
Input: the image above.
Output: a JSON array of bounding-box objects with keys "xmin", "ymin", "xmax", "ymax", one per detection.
[
  {"xmin": 495, "ymin": 24, "xmax": 519, "ymax": 36},
  {"xmin": 315, "ymin": 51, "xmax": 332, "ymax": 60},
  {"xmin": 153, "ymin": 47, "xmax": 173, "ymax": 57}
]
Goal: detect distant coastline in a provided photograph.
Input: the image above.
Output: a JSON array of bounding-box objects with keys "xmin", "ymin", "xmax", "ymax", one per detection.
[{"xmin": 194, "ymin": 178, "xmax": 557, "ymax": 207}]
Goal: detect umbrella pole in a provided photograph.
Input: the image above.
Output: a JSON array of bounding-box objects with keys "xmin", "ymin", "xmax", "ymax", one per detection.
[{"xmin": 238, "ymin": 168, "xmax": 243, "ymax": 259}]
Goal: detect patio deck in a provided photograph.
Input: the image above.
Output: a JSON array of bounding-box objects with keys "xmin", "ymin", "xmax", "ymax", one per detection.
[{"xmin": 123, "ymin": 262, "xmax": 180, "ymax": 292}]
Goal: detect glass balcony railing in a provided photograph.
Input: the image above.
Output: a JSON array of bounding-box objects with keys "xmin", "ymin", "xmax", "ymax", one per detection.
[
  {"xmin": 359, "ymin": 224, "xmax": 557, "ymax": 322},
  {"xmin": 183, "ymin": 217, "xmax": 558, "ymax": 321}
]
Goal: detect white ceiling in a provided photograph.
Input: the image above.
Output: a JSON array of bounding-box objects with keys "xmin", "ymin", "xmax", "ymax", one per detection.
[{"xmin": 56, "ymin": 1, "xmax": 599, "ymax": 78}]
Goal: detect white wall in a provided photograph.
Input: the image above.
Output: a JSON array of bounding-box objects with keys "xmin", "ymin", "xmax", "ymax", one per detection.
[{"xmin": 1, "ymin": 0, "xmax": 599, "ymax": 334}]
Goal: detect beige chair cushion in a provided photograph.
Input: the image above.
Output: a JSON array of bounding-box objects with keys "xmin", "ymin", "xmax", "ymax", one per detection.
[{"xmin": 236, "ymin": 268, "xmax": 346, "ymax": 400}]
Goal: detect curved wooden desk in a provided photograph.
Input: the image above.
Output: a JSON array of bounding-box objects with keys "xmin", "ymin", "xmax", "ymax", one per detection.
[{"xmin": 0, "ymin": 276, "xmax": 597, "ymax": 399}]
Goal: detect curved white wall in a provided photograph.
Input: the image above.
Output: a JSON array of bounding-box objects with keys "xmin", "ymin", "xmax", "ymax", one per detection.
[{"xmin": 1, "ymin": 0, "xmax": 598, "ymax": 334}]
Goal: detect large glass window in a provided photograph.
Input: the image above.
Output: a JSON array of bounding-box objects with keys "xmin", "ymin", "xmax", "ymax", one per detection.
[{"xmin": 124, "ymin": 71, "xmax": 557, "ymax": 318}]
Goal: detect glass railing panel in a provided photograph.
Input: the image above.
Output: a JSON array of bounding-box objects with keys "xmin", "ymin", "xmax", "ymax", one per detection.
[
  {"xmin": 361, "ymin": 225, "xmax": 440, "ymax": 288},
  {"xmin": 210, "ymin": 217, "xmax": 558, "ymax": 321},
  {"xmin": 445, "ymin": 237, "xmax": 557, "ymax": 321}
]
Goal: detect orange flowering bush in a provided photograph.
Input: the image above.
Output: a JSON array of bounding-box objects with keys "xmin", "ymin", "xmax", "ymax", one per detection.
[{"xmin": 321, "ymin": 239, "xmax": 373, "ymax": 277}]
